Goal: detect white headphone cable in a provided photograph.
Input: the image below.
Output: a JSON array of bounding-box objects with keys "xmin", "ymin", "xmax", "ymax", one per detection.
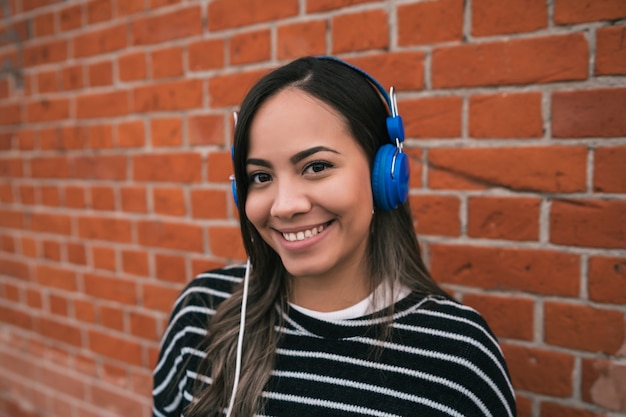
[{"xmin": 225, "ymin": 257, "xmax": 251, "ymax": 417}]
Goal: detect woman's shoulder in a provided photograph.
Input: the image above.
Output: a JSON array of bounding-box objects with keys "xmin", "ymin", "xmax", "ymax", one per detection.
[
  {"xmin": 173, "ymin": 264, "xmax": 246, "ymax": 309},
  {"xmin": 395, "ymin": 294, "xmax": 506, "ymax": 364}
]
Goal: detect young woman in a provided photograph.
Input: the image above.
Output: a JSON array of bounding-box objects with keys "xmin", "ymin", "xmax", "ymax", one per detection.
[{"xmin": 153, "ymin": 57, "xmax": 516, "ymax": 417}]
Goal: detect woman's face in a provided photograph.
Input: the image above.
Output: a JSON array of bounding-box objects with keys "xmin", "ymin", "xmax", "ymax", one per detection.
[{"xmin": 244, "ymin": 88, "xmax": 374, "ymax": 294}]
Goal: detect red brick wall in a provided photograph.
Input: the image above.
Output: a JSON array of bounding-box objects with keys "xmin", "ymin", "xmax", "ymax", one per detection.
[{"xmin": 0, "ymin": 0, "xmax": 625, "ymax": 416}]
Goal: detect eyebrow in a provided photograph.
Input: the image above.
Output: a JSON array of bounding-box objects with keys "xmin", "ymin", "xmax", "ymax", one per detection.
[{"xmin": 246, "ymin": 146, "xmax": 340, "ymax": 168}]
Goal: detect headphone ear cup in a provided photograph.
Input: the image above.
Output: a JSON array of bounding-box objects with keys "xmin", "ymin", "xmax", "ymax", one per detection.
[{"xmin": 371, "ymin": 144, "xmax": 410, "ymax": 211}]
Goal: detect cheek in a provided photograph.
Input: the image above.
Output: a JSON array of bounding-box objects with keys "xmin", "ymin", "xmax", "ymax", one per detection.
[{"xmin": 244, "ymin": 191, "xmax": 268, "ymax": 228}]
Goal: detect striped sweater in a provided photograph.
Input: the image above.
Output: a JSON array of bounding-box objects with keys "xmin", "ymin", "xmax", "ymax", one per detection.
[{"xmin": 153, "ymin": 265, "xmax": 516, "ymax": 417}]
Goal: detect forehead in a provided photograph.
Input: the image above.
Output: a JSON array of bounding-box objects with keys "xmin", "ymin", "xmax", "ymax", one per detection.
[{"xmin": 248, "ymin": 88, "xmax": 354, "ymax": 156}]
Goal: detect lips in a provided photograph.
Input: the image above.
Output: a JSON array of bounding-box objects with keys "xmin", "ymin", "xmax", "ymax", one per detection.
[{"xmin": 279, "ymin": 222, "xmax": 330, "ymax": 242}]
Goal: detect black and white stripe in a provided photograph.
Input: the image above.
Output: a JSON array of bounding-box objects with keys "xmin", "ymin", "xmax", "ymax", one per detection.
[{"xmin": 153, "ymin": 266, "xmax": 516, "ymax": 417}]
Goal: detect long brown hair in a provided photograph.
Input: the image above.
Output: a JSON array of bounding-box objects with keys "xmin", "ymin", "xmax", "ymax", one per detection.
[{"xmin": 186, "ymin": 57, "xmax": 448, "ymax": 417}]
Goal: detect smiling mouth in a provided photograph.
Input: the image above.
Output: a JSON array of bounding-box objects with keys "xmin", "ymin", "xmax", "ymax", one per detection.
[{"xmin": 281, "ymin": 222, "xmax": 330, "ymax": 242}]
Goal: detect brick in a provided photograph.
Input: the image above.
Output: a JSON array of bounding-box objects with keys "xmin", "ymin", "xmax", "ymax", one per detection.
[
  {"xmin": 21, "ymin": 237, "xmax": 39, "ymax": 258},
  {"xmin": 33, "ymin": 12, "xmax": 55, "ymax": 37},
  {"xmin": 230, "ymin": 29, "xmax": 271, "ymax": 65},
  {"xmin": 59, "ymin": 4, "xmax": 83, "ymax": 31},
  {"xmin": 67, "ymin": 241, "xmax": 86, "ymax": 265},
  {"xmin": 402, "ymin": 96, "xmax": 461, "ymax": 138},
  {"xmin": 430, "ymin": 244, "xmax": 580, "ymax": 295},
  {"xmin": 129, "ymin": 311, "xmax": 158, "ymax": 340},
  {"xmin": 40, "ymin": 186, "xmax": 60, "ymax": 206},
  {"xmin": 332, "ymin": 9, "xmax": 389, "ymax": 53},
  {"xmin": 469, "ymin": 92, "xmax": 543, "ymax": 138},
  {"xmin": 25, "ymin": 98, "xmax": 70, "ymax": 122},
  {"xmin": 188, "ymin": 38, "xmax": 225, "ymax": 71},
  {"xmin": 0, "ymin": 103, "xmax": 21, "ymax": 125},
  {"xmin": 84, "ymin": 272, "xmax": 137, "ymax": 304},
  {"xmin": 133, "ymin": 152, "xmax": 202, "ymax": 182},
  {"xmin": 151, "ymin": 0, "xmax": 182, "ymax": 7},
  {"xmin": 582, "ymin": 359, "xmax": 626, "ymax": 412},
  {"xmin": 121, "ymin": 186, "xmax": 148, "ymax": 213},
  {"xmin": 594, "ymin": 147, "xmax": 626, "ymax": 193},
  {"xmin": 188, "ymin": 114, "xmax": 225, "ymax": 146},
  {"xmin": 87, "ymin": 60, "xmax": 113, "ymax": 86},
  {"xmin": 37, "ymin": 70, "xmax": 59, "ymax": 93},
  {"xmin": 73, "ymin": 24, "xmax": 126, "ymax": 57},
  {"xmin": 545, "ymin": 302, "xmax": 625, "ymax": 354},
  {"xmin": 0, "ymin": 209, "xmax": 22, "ymax": 229},
  {"xmin": 155, "ymin": 253, "xmax": 187, "ymax": 283},
  {"xmin": 88, "ymin": 330, "xmax": 142, "ymax": 365},
  {"xmin": 207, "ymin": 151, "xmax": 232, "ymax": 182},
  {"xmin": 427, "ymin": 146, "xmax": 587, "ymax": 192},
  {"xmin": 119, "ymin": 51, "xmax": 147, "ymax": 81},
  {"xmin": 409, "ymin": 194, "xmax": 460, "ymax": 236},
  {"xmin": 99, "ymin": 305, "xmax": 124, "ymax": 330},
  {"xmin": 208, "ymin": 68, "xmax": 268, "ymax": 107},
  {"xmin": 86, "ymin": 124, "xmax": 114, "ymax": 149},
  {"xmin": 541, "ymin": 402, "xmax": 604, "ymax": 417},
  {"xmin": 190, "ymin": 189, "xmax": 228, "ymax": 219},
  {"xmin": 90, "ymin": 185, "xmax": 116, "ymax": 211},
  {"xmin": 76, "ymin": 91, "xmax": 130, "ymax": 119},
  {"xmin": 23, "ymin": 39, "xmax": 67, "ymax": 66},
  {"xmin": 121, "ymin": 249, "xmax": 149, "ymax": 276},
  {"xmin": 70, "ymin": 155, "xmax": 127, "ymax": 180},
  {"xmin": 31, "ymin": 156, "xmax": 69, "ymax": 178},
  {"xmin": 117, "ymin": 0, "xmax": 144, "ymax": 16},
  {"xmin": 150, "ymin": 117, "xmax": 182, "ymax": 147},
  {"xmin": 78, "ymin": 216, "xmax": 132, "ymax": 243},
  {"xmin": 26, "ymin": 288, "xmax": 43, "ymax": 308},
  {"xmin": 554, "ymin": 0, "xmax": 626, "ymax": 24},
  {"xmin": 472, "ymin": 0, "xmax": 546, "ymax": 36},
  {"xmin": 209, "ymin": 0, "xmax": 298, "ymax": 30},
  {"xmin": 398, "ymin": 0, "xmax": 463, "ymax": 46},
  {"xmin": 153, "ymin": 187, "xmax": 186, "ymax": 216},
  {"xmin": 552, "ymin": 88, "xmax": 626, "ymax": 138},
  {"xmin": 29, "ymin": 212, "xmax": 72, "ymax": 235},
  {"xmin": 277, "ymin": 21, "xmax": 327, "ymax": 60},
  {"xmin": 464, "ymin": 294, "xmax": 534, "ymax": 341},
  {"xmin": 433, "ymin": 34, "xmax": 588, "ymax": 88},
  {"xmin": 0, "ymin": 158, "xmax": 23, "ymax": 177},
  {"xmin": 22, "ymin": 0, "xmax": 58, "ymax": 12},
  {"xmin": 90, "ymin": 383, "xmax": 145, "ymax": 414},
  {"xmin": 307, "ymin": 0, "xmax": 377, "ymax": 12},
  {"xmin": 0, "ymin": 258, "xmax": 29, "ymax": 280},
  {"xmin": 42, "ymin": 239, "xmax": 61, "ymax": 260},
  {"xmin": 208, "ymin": 226, "xmax": 246, "ymax": 259},
  {"xmin": 138, "ymin": 220, "xmax": 204, "ymax": 252},
  {"xmin": 596, "ymin": 26, "xmax": 626, "ymax": 76},
  {"xmin": 117, "ymin": 120, "xmax": 145, "ymax": 148},
  {"xmin": 346, "ymin": 52, "xmax": 426, "ymax": 92},
  {"xmin": 151, "ymin": 46, "xmax": 183, "ymax": 79},
  {"xmin": 39, "ymin": 317, "xmax": 82, "ymax": 346},
  {"xmin": 502, "ymin": 344, "xmax": 574, "ymax": 396},
  {"xmin": 133, "ymin": 79, "xmax": 203, "ymax": 112},
  {"xmin": 48, "ymin": 293, "xmax": 70, "ymax": 316},
  {"xmin": 87, "ymin": 0, "xmax": 112, "ymax": 23},
  {"xmin": 550, "ymin": 199, "xmax": 626, "ymax": 249},
  {"xmin": 588, "ymin": 256, "xmax": 626, "ymax": 305},
  {"xmin": 61, "ymin": 64, "xmax": 83, "ymax": 90},
  {"xmin": 141, "ymin": 282, "xmax": 181, "ymax": 312},
  {"xmin": 73, "ymin": 299, "xmax": 97, "ymax": 324},
  {"xmin": 35, "ymin": 265, "xmax": 77, "ymax": 291},
  {"xmin": 132, "ymin": 6, "xmax": 202, "ymax": 44},
  {"xmin": 467, "ymin": 196, "xmax": 540, "ymax": 241}
]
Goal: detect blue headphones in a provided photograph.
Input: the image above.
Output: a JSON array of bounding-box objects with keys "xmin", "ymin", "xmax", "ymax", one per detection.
[{"xmin": 232, "ymin": 57, "xmax": 409, "ymax": 211}]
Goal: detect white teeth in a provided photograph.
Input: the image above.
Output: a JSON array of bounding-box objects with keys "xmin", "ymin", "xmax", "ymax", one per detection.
[{"xmin": 283, "ymin": 225, "xmax": 325, "ymax": 242}]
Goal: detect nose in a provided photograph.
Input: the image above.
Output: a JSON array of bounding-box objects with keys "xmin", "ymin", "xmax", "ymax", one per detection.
[{"xmin": 270, "ymin": 178, "xmax": 311, "ymax": 219}]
